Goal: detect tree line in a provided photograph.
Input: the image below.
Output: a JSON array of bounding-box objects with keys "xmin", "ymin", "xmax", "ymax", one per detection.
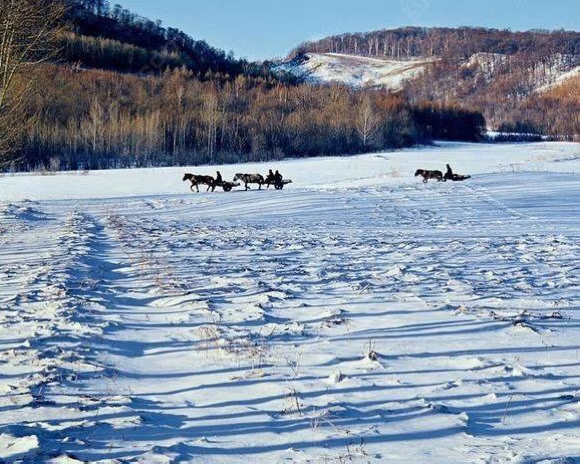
[
  {"xmin": 13, "ymin": 66, "xmax": 484, "ymax": 171},
  {"xmin": 291, "ymin": 27, "xmax": 580, "ymax": 62},
  {"xmin": 2, "ymin": 1, "xmax": 487, "ymax": 172},
  {"xmin": 62, "ymin": 0, "xmax": 281, "ymax": 80}
]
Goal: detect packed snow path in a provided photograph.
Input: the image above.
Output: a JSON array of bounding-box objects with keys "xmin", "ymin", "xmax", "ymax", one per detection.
[{"xmin": 1, "ymin": 142, "xmax": 580, "ymax": 463}]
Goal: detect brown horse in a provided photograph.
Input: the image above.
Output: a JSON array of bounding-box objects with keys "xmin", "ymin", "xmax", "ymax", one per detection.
[
  {"xmin": 233, "ymin": 173, "xmax": 264, "ymax": 191},
  {"xmin": 414, "ymin": 169, "xmax": 443, "ymax": 183},
  {"xmin": 183, "ymin": 173, "xmax": 215, "ymax": 192}
]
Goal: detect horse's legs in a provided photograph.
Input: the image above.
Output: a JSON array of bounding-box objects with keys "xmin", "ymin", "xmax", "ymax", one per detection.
[
  {"xmin": 245, "ymin": 182, "xmax": 249, "ymax": 191},
  {"xmin": 423, "ymin": 178, "xmax": 428, "ymax": 183},
  {"xmin": 259, "ymin": 182, "xmax": 262, "ymax": 190}
]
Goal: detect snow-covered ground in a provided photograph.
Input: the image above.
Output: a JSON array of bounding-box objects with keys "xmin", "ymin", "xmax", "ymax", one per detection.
[
  {"xmin": 276, "ymin": 53, "xmax": 434, "ymax": 90},
  {"xmin": 1, "ymin": 141, "xmax": 580, "ymax": 463},
  {"xmin": 536, "ymin": 66, "xmax": 580, "ymax": 93}
]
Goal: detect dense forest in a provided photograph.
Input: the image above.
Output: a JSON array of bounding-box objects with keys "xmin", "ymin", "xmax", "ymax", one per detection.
[
  {"xmin": 61, "ymin": 0, "xmax": 278, "ymax": 79},
  {"xmin": 2, "ymin": 1, "xmax": 486, "ymax": 171},
  {"xmin": 292, "ymin": 27, "xmax": 580, "ymax": 138},
  {"xmin": 18, "ymin": 66, "xmax": 483, "ymax": 170}
]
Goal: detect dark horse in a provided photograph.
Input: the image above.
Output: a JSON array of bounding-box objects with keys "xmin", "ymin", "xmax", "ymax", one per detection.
[
  {"xmin": 183, "ymin": 173, "xmax": 215, "ymax": 192},
  {"xmin": 233, "ymin": 173, "xmax": 264, "ymax": 191},
  {"xmin": 415, "ymin": 169, "xmax": 443, "ymax": 183}
]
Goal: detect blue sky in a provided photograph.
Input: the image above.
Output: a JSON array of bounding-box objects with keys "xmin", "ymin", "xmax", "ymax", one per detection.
[{"xmin": 118, "ymin": 0, "xmax": 580, "ymax": 60}]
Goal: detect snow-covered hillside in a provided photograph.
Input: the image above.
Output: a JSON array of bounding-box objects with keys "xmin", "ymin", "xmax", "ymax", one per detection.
[
  {"xmin": 278, "ymin": 51, "xmax": 579, "ymax": 95},
  {"xmin": 1, "ymin": 142, "xmax": 580, "ymax": 463},
  {"xmin": 536, "ymin": 65, "xmax": 580, "ymax": 93},
  {"xmin": 464, "ymin": 52, "xmax": 580, "ymax": 92},
  {"xmin": 276, "ymin": 53, "xmax": 434, "ymax": 90}
]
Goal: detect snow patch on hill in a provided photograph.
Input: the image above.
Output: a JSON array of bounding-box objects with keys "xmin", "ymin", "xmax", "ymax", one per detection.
[
  {"xmin": 281, "ymin": 51, "xmax": 580, "ymax": 95},
  {"xmin": 276, "ymin": 53, "xmax": 435, "ymax": 90},
  {"xmin": 536, "ymin": 65, "xmax": 580, "ymax": 92},
  {"xmin": 463, "ymin": 52, "xmax": 508, "ymax": 76},
  {"xmin": 464, "ymin": 51, "xmax": 580, "ymax": 92}
]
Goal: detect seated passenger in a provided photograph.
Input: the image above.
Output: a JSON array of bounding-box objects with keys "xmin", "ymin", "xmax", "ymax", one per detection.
[
  {"xmin": 445, "ymin": 164, "xmax": 454, "ymax": 181},
  {"xmin": 266, "ymin": 169, "xmax": 275, "ymax": 187}
]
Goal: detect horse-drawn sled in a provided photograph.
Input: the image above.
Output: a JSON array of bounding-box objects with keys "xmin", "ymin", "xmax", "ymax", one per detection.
[
  {"xmin": 415, "ymin": 164, "xmax": 471, "ymax": 183},
  {"xmin": 264, "ymin": 170, "xmax": 292, "ymax": 190},
  {"xmin": 183, "ymin": 169, "xmax": 292, "ymax": 193},
  {"xmin": 183, "ymin": 172, "xmax": 240, "ymax": 192}
]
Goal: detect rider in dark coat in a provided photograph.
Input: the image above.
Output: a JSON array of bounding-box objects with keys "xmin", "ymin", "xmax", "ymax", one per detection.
[
  {"xmin": 445, "ymin": 164, "xmax": 454, "ymax": 181},
  {"xmin": 212, "ymin": 171, "xmax": 223, "ymax": 192},
  {"xmin": 274, "ymin": 170, "xmax": 283, "ymax": 184},
  {"xmin": 266, "ymin": 169, "xmax": 275, "ymax": 187}
]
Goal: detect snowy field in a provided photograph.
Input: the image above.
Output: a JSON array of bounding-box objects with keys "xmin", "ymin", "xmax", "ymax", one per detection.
[{"xmin": 1, "ymin": 141, "xmax": 580, "ymax": 463}]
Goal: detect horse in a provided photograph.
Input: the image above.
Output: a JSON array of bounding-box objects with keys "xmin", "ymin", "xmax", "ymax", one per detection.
[
  {"xmin": 233, "ymin": 173, "xmax": 264, "ymax": 191},
  {"xmin": 182, "ymin": 173, "xmax": 215, "ymax": 192},
  {"xmin": 414, "ymin": 169, "xmax": 443, "ymax": 183}
]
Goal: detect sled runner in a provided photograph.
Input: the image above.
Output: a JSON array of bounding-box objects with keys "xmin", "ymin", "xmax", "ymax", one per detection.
[
  {"xmin": 213, "ymin": 180, "xmax": 241, "ymax": 192},
  {"xmin": 274, "ymin": 179, "xmax": 292, "ymax": 190}
]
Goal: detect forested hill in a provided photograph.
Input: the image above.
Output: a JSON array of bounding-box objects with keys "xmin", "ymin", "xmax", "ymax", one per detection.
[
  {"xmin": 4, "ymin": 1, "xmax": 489, "ymax": 172},
  {"xmin": 288, "ymin": 27, "xmax": 580, "ymax": 137},
  {"xmin": 61, "ymin": 0, "xmax": 275, "ymax": 79},
  {"xmin": 291, "ymin": 27, "xmax": 580, "ymax": 62},
  {"xmin": 6, "ymin": 4, "xmax": 489, "ymax": 172}
]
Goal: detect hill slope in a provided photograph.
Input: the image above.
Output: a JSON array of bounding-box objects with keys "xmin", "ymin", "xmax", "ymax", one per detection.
[
  {"xmin": 62, "ymin": 0, "xmax": 276, "ymax": 79},
  {"xmin": 288, "ymin": 27, "xmax": 580, "ymax": 136},
  {"xmin": 276, "ymin": 53, "xmax": 435, "ymax": 90}
]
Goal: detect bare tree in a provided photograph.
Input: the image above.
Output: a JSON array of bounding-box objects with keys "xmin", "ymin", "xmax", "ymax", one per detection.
[
  {"xmin": 0, "ymin": 0, "xmax": 64, "ymax": 164},
  {"xmin": 203, "ymin": 90, "xmax": 220, "ymax": 163},
  {"xmin": 356, "ymin": 95, "xmax": 381, "ymax": 149}
]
